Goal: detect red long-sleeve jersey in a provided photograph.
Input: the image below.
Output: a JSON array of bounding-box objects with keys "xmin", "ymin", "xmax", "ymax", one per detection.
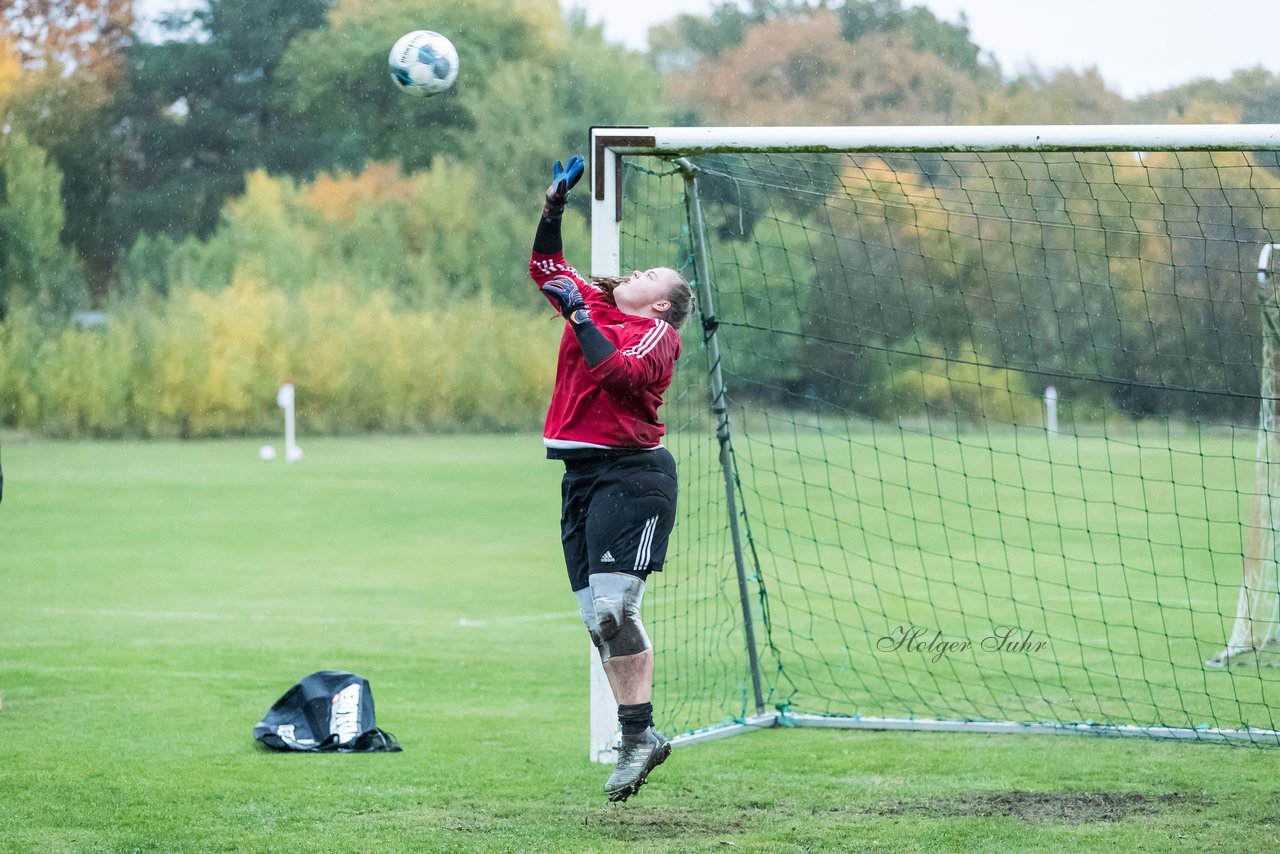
[{"xmin": 529, "ymin": 250, "xmax": 681, "ymax": 455}]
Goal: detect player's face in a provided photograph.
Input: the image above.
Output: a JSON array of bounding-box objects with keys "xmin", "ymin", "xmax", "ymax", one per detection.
[{"xmin": 613, "ymin": 267, "xmax": 682, "ymax": 318}]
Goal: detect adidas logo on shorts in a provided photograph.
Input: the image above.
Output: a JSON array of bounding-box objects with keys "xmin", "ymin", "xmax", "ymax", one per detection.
[{"xmin": 600, "ymin": 551, "xmax": 616, "ymax": 563}]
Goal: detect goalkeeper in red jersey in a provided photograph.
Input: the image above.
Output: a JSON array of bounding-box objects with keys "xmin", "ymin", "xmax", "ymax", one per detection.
[{"xmin": 530, "ymin": 155, "xmax": 694, "ymax": 802}]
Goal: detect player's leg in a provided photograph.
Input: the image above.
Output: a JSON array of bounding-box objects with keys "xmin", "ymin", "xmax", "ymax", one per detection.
[
  {"xmin": 603, "ymin": 644, "xmax": 652, "ymax": 705},
  {"xmin": 588, "ymin": 570, "xmax": 670, "ymax": 801},
  {"xmin": 587, "ymin": 451, "xmax": 676, "ymax": 697},
  {"xmin": 566, "ymin": 462, "xmax": 634, "ymax": 701},
  {"xmin": 585, "ymin": 449, "xmax": 677, "ymax": 801},
  {"xmin": 591, "ymin": 571, "xmax": 651, "ymax": 697}
]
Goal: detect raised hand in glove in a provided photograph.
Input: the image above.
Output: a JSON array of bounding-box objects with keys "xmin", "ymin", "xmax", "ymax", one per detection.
[{"xmin": 544, "ymin": 155, "xmax": 585, "ymax": 218}]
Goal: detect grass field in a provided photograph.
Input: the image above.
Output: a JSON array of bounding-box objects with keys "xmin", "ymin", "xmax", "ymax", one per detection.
[{"xmin": 3, "ymin": 434, "xmax": 1279, "ymax": 852}]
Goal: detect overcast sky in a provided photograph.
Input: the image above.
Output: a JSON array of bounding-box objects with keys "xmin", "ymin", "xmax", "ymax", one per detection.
[{"xmin": 566, "ymin": 0, "xmax": 1280, "ymax": 98}]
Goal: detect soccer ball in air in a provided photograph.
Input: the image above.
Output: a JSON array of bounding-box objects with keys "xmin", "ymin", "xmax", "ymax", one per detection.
[{"xmin": 388, "ymin": 30, "xmax": 459, "ymax": 97}]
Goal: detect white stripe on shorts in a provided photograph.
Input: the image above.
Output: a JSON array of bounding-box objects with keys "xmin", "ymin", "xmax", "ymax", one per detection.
[{"xmin": 634, "ymin": 515, "xmax": 659, "ymax": 572}]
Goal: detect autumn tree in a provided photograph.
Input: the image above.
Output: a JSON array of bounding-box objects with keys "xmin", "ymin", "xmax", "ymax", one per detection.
[
  {"xmin": 0, "ymin": 3, "xmax": 137, "ymax": 295},
  {"xmin": 0, "ymin": 0, "xmax": 132, "ymax": 146},
  {"xmin": 668, "ymin": 10, "xmax": 987, "ymax": 126},
  {"xmin": 0, "ymin": 0, "xmax": 131, "ymax": 83},
  {"xmin": 650, "ymin": 0, "xmax": 822, "ymax": 72}
]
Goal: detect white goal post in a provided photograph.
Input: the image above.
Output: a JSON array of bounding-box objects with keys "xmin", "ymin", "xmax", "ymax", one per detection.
[{"xmin": 587, "ymin": 124, "xmax": 1280, "ymax": 761}]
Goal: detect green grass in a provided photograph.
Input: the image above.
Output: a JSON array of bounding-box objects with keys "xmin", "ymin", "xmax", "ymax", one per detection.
[{"xmin": 2, "ymin": 434, "xmax": 1278, "ymax": 852}]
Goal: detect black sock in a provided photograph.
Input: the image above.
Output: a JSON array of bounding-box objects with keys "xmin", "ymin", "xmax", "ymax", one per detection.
[{"xmin": 618, "ymin": 702, "xmax": 653, "ymax": 736}]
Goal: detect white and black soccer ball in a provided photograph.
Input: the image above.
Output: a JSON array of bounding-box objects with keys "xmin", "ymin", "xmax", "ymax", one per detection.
[{"xmin": 388, "ymin": 30, "xmax": 459, "ymax": 97}]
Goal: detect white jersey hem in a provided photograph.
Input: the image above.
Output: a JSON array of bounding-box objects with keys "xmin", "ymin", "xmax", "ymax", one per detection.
[{"xmin": 543, "ymin": 437, "xmax": 664, "ymax": 451}]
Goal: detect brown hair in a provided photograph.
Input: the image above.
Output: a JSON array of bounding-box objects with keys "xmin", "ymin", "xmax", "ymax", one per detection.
[
  {"xmin": 590, "ymin": 272, "xmax": 696, "ymax": 330},
  {"xmin": 590, "ymin": 275, "xmax": 624, "ymax": 301},
  {"xmin": 661, "ymin": 275, "xmax": 696, "ymax": 330}
]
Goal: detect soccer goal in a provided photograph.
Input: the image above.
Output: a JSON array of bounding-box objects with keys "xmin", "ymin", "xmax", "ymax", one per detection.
[{"xmin": 587, "ymin": 124, "xmax": 1280, "ymax": 759}]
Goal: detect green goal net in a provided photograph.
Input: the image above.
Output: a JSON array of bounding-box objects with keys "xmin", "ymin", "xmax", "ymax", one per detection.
[{"xmin": 599, "ymin": 127, "xmax": 1280, "ymax": 746}]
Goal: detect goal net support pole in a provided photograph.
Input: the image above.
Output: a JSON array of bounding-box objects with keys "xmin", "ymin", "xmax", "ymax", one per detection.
[{"xmin": 676, "ymin": 156, "xmax": 769, "ymax": 720}]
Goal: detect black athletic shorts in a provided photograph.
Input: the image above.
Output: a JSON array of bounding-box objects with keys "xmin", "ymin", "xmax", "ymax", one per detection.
[{"xmin": 560, "ymin": 447, "xmax": 677, "ymax": 592}]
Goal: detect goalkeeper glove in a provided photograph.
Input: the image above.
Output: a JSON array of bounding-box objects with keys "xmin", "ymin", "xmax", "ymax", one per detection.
[
  {"xmin": 540, "ymin": 275, "xmax": 590, "ymax": 325},
  {"xmin": 544, "ymin": 155, "xmax": 585, "ymax": 218}
]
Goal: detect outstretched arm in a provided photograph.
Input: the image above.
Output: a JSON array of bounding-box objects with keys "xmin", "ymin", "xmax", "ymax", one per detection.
[
  {"xmin": 530, "ymin": 156, "xmax": 592, "ymax": 296},
  {"xmin": 533, "ymin": 155, "xmax": 585, "ymax": 256},
  {"xmin": 535, "ymin": 155, "xmax": 623, "ymax": 371}
]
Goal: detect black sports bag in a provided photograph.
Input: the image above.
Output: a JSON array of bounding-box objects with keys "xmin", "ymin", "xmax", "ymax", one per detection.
[{"xmin": 253, "ymin": 670, "xmax": 401, "ymax": 752}]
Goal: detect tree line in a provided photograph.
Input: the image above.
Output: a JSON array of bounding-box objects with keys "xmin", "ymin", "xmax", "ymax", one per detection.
[{"xmin": 2, "ymin": 0, "xmax": 1278, "ymax": 435}]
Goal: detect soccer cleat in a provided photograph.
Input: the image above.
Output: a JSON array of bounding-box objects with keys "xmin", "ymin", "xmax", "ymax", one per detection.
[{"xmin": 604, "ymin": 727, "xmax": 671, "ymax": 802}]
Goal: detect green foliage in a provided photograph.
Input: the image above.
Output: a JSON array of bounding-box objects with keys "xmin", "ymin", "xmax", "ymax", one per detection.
[
  {"xmin": 111, "ymin": 0, "xmax": 332, "ymax": 241},
  {"xmin": 0, "ymin": 275, "xmax": 558, "ymax": 438},
  {"xmin": 644, "ymin": 147, "xmax": 1278, "ymax": 424},
  {"xmin": 886, "ymin": 341, "xmax": 1042, "ymax": 424},
  {"xmin": 0, "ymin": 132, "xmax": 88, "ymax": 316},
  {"xmin": 1150, "ymin": 67, "xmax": 1280, "ymax": 124},
  {"xmin": 988, "ymin": 68, "xmax": 1131, "ymax": 124},
  {"xmin": 115, "ymin": 232, "xmax": 183, "ymax": 297},
  {"xmin": 467, "ymin": 23, "xmax": 665, "ymax": 199},
  {"xmin": 839, "ymin": 0, "xmax": 992, "ymax": 80},
  {"xmin": 279, "ymin": 0, "xmax": 559, "ymax": 173},
  {"xmin": 90, "ymin": 0, "xmax": 663, "ymax": 296},
  {"xmin": 649, "ymin": 1, "xmax": 755, "ymax": 70},
  {"xmin": 0, "ymin": 6, "xmax": 131, "ymax": 284},
  {"xmin": 132, "ymin": 160, "xmax": 542, "ymax": 307},
  {"xmin": 2, "ymin": 79, "xmax": 106, "ymax": 290}
]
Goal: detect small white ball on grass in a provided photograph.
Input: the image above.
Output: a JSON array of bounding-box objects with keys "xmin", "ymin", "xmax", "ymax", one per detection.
[{"xmin": 259, "ymin": 445, "xmax": 277, "ymax": 461}]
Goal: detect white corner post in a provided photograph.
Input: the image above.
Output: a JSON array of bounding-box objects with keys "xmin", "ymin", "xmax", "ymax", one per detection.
[
  {"xmin": 587, "ymin": 130, "xmax": 623, "ymax": 764},
  {"xmin": 1044, "ymin": 384, "xmax": 1059, "ymax": 437},
  {"xmin": 587, "ymin": 646, "xmax": 616, "ymax": 765},
  {"xmin": 278, "ymin": 380, "xmax": 302, "ymax": 463}
]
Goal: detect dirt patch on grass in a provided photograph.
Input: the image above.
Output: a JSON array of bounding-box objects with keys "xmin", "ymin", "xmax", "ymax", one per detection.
[
  {"xmin": 585, "ymin": 806, "xmax": 749, "ymax": 838},
  {"xmin": 877, "ymin": 791, "xmax": 1212, "ymax": 824}
]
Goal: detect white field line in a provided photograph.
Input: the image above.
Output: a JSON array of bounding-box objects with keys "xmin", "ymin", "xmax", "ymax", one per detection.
[
  {"xmin": 1, "ymin": 589, "xmax": 718, "ymax": 630},
  {"xmin": 7, "ymin": 662, "xmax": 267, "ymax": 680},
  {"xmin": 0, "ymin": 604, "xmax": 577, "ymax": 628}
]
